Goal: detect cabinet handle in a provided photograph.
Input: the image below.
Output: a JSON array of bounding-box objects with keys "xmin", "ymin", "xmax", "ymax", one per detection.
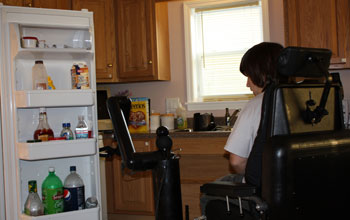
[
  {"xmin": 148, "ymin": 60, "xmax": 153, "ymax": 64},
  {"xmin": 107, "ymin": 63, "xmax": 113, "ymax": 67},
  {"xmin": 28, "ymin": 3, "xmax": 32, "ymax": 7}
]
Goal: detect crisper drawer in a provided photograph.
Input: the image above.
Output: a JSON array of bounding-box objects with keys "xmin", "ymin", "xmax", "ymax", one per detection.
[
  {"xmin": 15, "ymin": 90, "xmax": 94, "ymax": 108},
  {"xmin": 19, "ymin": 207, "xmax": 100, "ymax": 220},
  {"xmin": 17, "ymin": 138, "xmax": 97, "ymax": 160}
]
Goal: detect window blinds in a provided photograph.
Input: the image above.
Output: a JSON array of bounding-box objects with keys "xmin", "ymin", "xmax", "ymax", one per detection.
[{"xmin": 193, "ymin": 2, "xmax": 263, "ymax": 100}]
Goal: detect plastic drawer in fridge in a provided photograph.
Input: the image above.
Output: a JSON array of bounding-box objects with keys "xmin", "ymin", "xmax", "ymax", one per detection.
[
  {"xmin": 17, "ymin": 139, "xmax": 97, "ymax": 160},
  {"xmin": 15, "ymin": 90, "xmax": 94, "ymax": 108}
]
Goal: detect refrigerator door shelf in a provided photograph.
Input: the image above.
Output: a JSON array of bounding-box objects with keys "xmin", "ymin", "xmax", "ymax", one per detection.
[
  {"xmin": 15, "ymin": 48, "xmax": 94, "ymax": 60},
  {"xmin": 17, "ymin": 138, "xmax": 96, "ymax": 160},
  {"xmin": 20, "ymin": 207, "xmax": 99, "ymax": 220},
  {"xmin": 15, "ymin": 90, "xmax": 94, "ymax": 108}
]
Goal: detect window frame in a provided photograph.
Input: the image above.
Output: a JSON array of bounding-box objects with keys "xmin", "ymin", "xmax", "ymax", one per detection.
[{"xmin": 183, "ymin": 0, "xmax": 270, "ymax": 111}]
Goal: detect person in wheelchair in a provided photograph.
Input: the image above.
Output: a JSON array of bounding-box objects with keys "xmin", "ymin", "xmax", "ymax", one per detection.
[{"xmin": 200, "ymin": 42, "xmax": 283, "ymax": 218}]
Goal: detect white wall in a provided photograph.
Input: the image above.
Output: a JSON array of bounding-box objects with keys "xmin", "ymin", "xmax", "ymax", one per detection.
[{"xmin": 103, "ymin": 1, "xmax": 350, "ymax": 117}]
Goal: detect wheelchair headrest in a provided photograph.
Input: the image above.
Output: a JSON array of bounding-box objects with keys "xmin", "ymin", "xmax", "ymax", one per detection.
[{"xmin": 277, "ymin": 47, "xmax": 332, "ymax": 78}]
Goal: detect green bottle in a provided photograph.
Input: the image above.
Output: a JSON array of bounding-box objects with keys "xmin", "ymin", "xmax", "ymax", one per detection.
[{"xmin": 42, "ymin": 167, "xmax": 64, "ymax": 214}]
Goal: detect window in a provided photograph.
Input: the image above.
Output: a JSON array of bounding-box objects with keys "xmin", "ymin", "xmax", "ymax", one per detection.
[{"xmin": 184, "ymin": 0, "xmax": 270, "ymax": 111}]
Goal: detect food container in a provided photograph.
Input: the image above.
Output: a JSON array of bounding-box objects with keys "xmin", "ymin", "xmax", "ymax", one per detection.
[
  {"xmin": 150, "ymin": 112, "xmax": 160, "ymax": 131},
  {"xmin": 71, "ymin": 62, "xmax": 90, "ymax": 89},
  {"xmin": 38, "ymin": 40, "xmax": 46, "ymax": 48},
  {"xmin": 21, "ymin": 36, "xmax": 38, "ymax": 48},
  {"xmin": 160, "ymin": 113, "xmax": 174, "ymax": 130}
]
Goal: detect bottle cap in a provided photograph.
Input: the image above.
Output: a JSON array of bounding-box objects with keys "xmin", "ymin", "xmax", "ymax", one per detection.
[
  {"xmin": 28, "ymin": 180, "xmax": 37, "ymax": 193},
  {"xmin": 70, "ymin": 166, "xmax": 76, "ymax": 171},
  {"xmin": 160, "ymin": 113, "xmax": 174, "ymax": 117},
  {"xmin": 27, "ymin": 139, "xmax": 42, "ymax": 143},
  {"xmin": 48, "ymin": 167, "xmax": 55, "ymax": 172},
  {"xmin": 39, "ymin": 107, "xmax": 46, "ymax": 113},
  {"xmin": 67, "ymin": 123, "xmax": 71, "ymax": 127},
  {"xmin": 62, "ymin": 123, "xmax": 67, "ymax": 127},
  {"xmin": 35, "ymin": 60, "xmax": 43, "ymax": 64}
]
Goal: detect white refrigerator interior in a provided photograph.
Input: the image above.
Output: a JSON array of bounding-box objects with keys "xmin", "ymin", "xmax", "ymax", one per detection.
[{"xmin": 0, "ymin": 5, "xmax": 101, "ymax": 220}]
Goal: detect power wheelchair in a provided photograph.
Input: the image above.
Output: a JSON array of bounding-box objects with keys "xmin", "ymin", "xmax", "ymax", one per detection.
[{"xmin": 201, "ymin": 47, "xmax": 350, "ymax": 220}]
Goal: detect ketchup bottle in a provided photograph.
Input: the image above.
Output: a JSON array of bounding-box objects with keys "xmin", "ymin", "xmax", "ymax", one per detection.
[{"xmin": 34, "ymin": 108, "xmax": 54, "ymax": 141}]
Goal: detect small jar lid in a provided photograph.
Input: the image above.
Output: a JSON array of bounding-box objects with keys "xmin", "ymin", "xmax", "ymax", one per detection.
[
  {"xmin": 151, "ymin": 112, "xmax": 160, "ymax": 116},
  {"xmin": 161, "ymin": 113, "xmax": 174, "ymax": 117},
  {"xmin": 48, "ymin": 137, "xmax": 66, "ymax": 141},
  {"xmin": 26, "ymin": 139, "xmax": 42, "ymax": 143},
  {"xmin": 22, "ymin": 36, "xmax": 38, "ymax": 40}
]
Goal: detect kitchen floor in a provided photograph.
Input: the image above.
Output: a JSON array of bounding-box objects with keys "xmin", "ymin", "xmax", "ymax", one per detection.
[{"xmin": 108, "ymin": 214, "xmax": 154, "ymax": 220}]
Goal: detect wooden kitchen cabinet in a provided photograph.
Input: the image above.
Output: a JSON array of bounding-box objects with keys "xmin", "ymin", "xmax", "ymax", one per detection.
[
  {"xmin": 105, "ymin": 138, "xmax": 155, "ymax": 215},
  {"xmin": 0, "ymin": 0, "xmax": 71, "ymax": 9},
  {"xmin": 115, "ymin": 0, "xmax": 171, "ymax": 82},
  {"xmin": 173, "ymin": 136, "xmax": 231, "ymax": 220},
  {"xmin": 284, "ymin": 0, "xmax": 350, "ymax": 69},
  {"xmin": 0, "ymin": 0, "xmax": 23, "ymax": 6},
  {"xmin": 72, "ymin": 0, "xmax": 118, "ymax": 82}
]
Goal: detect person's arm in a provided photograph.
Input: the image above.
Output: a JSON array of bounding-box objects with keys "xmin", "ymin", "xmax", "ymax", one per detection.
[{"xmin": 229, "ymin": 153, "xmax": 247, "ymax": 174}]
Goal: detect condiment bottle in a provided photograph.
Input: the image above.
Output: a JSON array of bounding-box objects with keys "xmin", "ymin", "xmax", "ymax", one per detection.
[
  {"xmin": 33, "ymin": 108, "xmax": 54, "ymax": 141},
  {"xmin": 176, "ymin": 103, "xmax": 187, "ymax": 130},
  {"xmin": 24, "ymin": 180, "xmax": 44, "ymax": 216}
]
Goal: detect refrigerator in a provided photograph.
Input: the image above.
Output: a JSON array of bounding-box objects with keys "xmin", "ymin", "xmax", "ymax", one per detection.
[{"xmin": 0, "ymin": 5, "xmax": 101, "ymax": 220}]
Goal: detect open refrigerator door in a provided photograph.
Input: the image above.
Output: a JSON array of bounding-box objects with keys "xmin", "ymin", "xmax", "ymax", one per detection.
[
  {"xmin": 0, "ymin": 103, "xmax": 5, "ymax": 220},
  {"xmin": 0, "ymin": 5, "xmax": 101, "ymax": 220}
]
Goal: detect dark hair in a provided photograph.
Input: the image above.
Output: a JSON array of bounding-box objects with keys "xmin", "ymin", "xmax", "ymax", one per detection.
[{"xmin": 239, "ymin": 42, "xmax": 283, "ymax": 88}]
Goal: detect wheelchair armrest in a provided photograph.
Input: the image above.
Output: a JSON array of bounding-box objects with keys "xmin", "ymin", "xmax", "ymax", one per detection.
[{"xmin": 200, "ymin": 181, "xmax": 256, "ymax": 198}]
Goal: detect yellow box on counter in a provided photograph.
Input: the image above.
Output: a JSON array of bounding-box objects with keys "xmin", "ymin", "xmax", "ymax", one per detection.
[{"xmin": 128, "ymin": 97, "xmax": 150, "ymax": 133}]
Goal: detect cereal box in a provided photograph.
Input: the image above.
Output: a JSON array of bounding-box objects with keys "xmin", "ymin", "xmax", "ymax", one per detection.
[{"xmin": 128, "ymin": 97, "xmax": 150, "ymax": 133}]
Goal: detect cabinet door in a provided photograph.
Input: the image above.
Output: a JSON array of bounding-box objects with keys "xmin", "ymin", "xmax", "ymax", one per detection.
[
  {"xmin": 72, "ymin": 0, "xmax": 118, "ymax": 82},
  {"xmin": 116, "ymin": 0, "xmax": 156, "ymax": 81},
  {"xmin": 105, "ymin": 139, "xmax": 155, "ymax": 215},
  {"xmin": 30, "ymin": 0, "xmax": 72, "ymax": 9},
  {"xmin": 284, "ymin": 0, "xmax": 350, "ymax": 69},
  {"xmin": 1, "ymin": 0, "xmax": 72, "ymax": 9},
  {"xmin": 0, "ymin": 0, "xmax": 24, "ymax": 6}
]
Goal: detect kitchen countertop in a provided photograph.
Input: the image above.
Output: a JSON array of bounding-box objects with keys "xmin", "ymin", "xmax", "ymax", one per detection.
[{"xmin": 129, "ymin": 129, "xmax": 231, "ymax": 139}]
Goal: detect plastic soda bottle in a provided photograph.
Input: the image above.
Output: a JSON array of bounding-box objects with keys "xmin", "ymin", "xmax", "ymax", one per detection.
[
  {"xmin": 42, "ymin": 167, "xmax": 64, "ymax": 214},
  {"xmin": 32, "ymin": 60, "xmax": 48, "ymax": 90},
  {"xmin": 24, "ymin": 180, "xmax": 44, "ymax": 216},
  {"xmin": 60, "ymin": 123, "xmax": 74, "ymax": 140},
  {"xmin": 75, "ymin": 115, "xmax": 89, "ymax": 139},
  {"xmin": 64, "ymin": 166, "xmax": 85, "ymax": 211}
]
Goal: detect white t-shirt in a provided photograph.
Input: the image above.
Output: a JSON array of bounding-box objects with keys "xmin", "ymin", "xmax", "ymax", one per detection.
[{"xmin": 224, "ymin": 92, "xmax": 264, "ymax": 158}]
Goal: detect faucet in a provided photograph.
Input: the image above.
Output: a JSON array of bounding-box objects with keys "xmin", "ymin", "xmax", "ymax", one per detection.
[{"xmin": 225, "ymin": 108, "xmax": 241, "ymax": 127}]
